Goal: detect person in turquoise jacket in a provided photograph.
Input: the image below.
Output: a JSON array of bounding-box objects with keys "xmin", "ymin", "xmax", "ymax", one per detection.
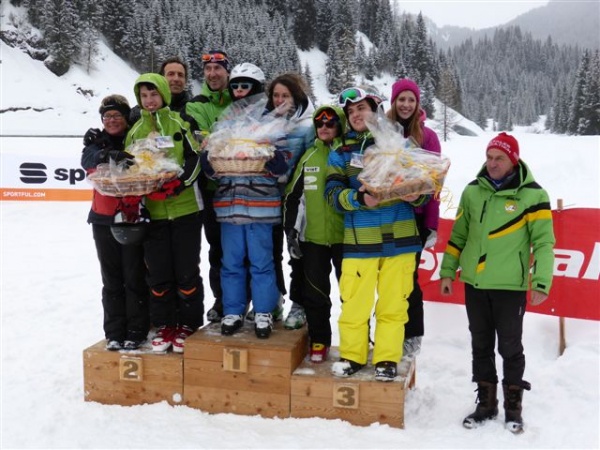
[
  {"xmin": 126, "ymin": 73, "xmax": 203, "ymax": 354},
  {"xmin": 284, "ymin": 105, "xmax": 346, "ymax": 363},
  {"xmin": 440, "ymin": 132, "xmax": 555, "ymax": 434},
  {"xmin": 325, "ymin": 87, "xmax": 428, "ymax": 381}
]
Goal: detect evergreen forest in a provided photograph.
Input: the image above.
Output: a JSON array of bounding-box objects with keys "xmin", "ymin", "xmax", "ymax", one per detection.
[{"xmin": 4, "ymin": 0, "xmax": 599, "ymax": 135}]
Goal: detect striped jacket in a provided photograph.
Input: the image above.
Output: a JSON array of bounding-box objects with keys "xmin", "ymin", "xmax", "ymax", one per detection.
[
  {"xmin": 325, "ymin": 132, "xmax": 424, "ymax": 258},
  {"xmin": 439, "ymin": 160, "xmax": 555, "ymax": 294},
  {"xmin": 213, "ymin": 174, "xmax": 282, "ymax": 224}
]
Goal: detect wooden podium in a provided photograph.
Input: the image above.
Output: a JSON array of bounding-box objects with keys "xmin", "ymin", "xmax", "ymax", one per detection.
[
  {"xmin": 290, "ymin": 348, "xmax": 416, "ymax": 428},
  {"xmin": 183, "ymin": 321, "xmax": 308, "ymax": 418},
  {"xmin": 83, "ymin": 340, "xmax": 183, "ymax": 406},
  {"xmin": 83, "ymin": 327, "xmax": 416, "ymax": 428}
]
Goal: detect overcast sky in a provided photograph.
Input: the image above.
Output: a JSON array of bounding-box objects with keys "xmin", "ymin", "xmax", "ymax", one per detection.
[{"xmin": 395, "ymin": 0, "xmax": 551, "ymax": 29}]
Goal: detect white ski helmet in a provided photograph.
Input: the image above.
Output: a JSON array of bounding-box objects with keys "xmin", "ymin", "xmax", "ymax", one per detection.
[{"xmin": 230, "ymin": 63, "xmax": 266, "ymax": 84}]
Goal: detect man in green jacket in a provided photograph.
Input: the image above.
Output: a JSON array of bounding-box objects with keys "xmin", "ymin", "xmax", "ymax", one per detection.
[
  {"xmin": 185, "ymin": 50, "xmax": 233, "ymax": 322},
  {"xmin": 440, "ymin": 132, "xmax": 555, "ymax": 434}
]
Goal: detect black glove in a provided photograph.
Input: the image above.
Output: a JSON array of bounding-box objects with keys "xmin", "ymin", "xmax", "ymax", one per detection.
[
  {"xmin": 286, "ymin": 229, "xmax": 303, "ymax": 259},
  {"xmin": 264, "ymin": 151, "xmax": 288, "ymax": 176},
  {"xmin": 83, "ymin": 128, "xmax": 102, "ymax": 146},
  {"xmin": 200, "ymin": 151, "xmax": 216, "ymax": 177},
  {"xmin": 105, "ymin": 150, "xmax": 135, "ymax": 167}
]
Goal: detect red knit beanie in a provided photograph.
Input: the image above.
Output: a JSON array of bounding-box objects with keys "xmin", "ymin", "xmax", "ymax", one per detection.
[
  {"xmin": 391, "ymin": 78, "xmax": 420, "ymax": 104},
  {"xmin": 487, "ymin": 132, "xmax": 520, "ymax": 166}
]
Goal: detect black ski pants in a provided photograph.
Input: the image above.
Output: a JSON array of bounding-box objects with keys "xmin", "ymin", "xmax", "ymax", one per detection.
[
  {"xmin": 404, "ymin": 213, "xmax": 429, "ymax": 339},
  {"xmin": 92, "ymin": 224, "xmax": 149, "ymax": 342},
  {"xmin": 144, "ymin": 212, "xmax": 204, "ymax": 330},
  {"xmin": 464, "ymin": 284, "xmax": 527, "ymax": 386},
  {"xmin": 201, "ymin": 188, "xmax": 223, "ymax": 304},
  {"xmin": 299, "ymin": 242, "xmax": 343, "ymax": 346}
]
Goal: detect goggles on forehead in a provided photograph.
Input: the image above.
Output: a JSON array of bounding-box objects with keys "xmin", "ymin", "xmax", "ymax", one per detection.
[
  {"xmin": 314, "ymin": 109, "xmax": 337, "ymax": 123},
  {"xmin": 338, "ymin": 87, "xmax": 369, "ymax": 107},
  {"xmin": 338, "ymin": 87, "xmax": 382, "ymax": 109},
  {"xmin": 202, "ymin": 53, "xmax": 227, "ymax": 63}
]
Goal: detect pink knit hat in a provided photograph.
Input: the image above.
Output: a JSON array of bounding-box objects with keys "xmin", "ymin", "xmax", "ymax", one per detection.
[
  {"xmin": 391, "ymin": 78, "xmax": 420, "ymax": 104},
  {"xmin": 487, "ymin": 132, "xmax": 520, "ymax": 166}
]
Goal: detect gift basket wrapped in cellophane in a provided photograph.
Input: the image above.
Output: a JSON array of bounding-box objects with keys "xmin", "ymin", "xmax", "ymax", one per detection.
[
  {"xmin": 204, "ymin": 96, "xmax": 287, "ymax": 176},
  {"xmin": 358, "ymin": 112, "xmax": 450, "ymax": 200},
  {"xmin": 88, "ymin": 137, "xmax": 183, "ymax": 197}
]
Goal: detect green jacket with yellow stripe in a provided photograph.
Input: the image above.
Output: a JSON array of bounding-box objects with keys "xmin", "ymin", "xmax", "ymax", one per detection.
[{"xmin": 439, "ymin": 160, "xmax": 555, "ymax": 294}]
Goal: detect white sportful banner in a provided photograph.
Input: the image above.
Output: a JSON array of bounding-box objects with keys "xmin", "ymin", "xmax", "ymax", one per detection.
[{"xmin": 1, "ymin": 137, "xmax": 92, "ymax": 201}]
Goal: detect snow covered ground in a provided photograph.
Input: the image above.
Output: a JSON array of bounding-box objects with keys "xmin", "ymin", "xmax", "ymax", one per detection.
[{"xmin": 1, "ymin": 6, "xmax": 600, "ymax": 446}]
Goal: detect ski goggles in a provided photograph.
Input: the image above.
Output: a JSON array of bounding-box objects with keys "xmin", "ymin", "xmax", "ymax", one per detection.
[
  {"xmin": 201, "ymin": 52, "xmax": 228, "ymax": 63},
  {"xmin": 314, "ymin": 109, "xmax": 337, "ymax": 123},
  {"xmin": 230, "ymin": 82, "xmax": 253, "ymax": 90},
  {"xmin": 338, "ymin": 87, "xmax": 369, "ymax": 107}
]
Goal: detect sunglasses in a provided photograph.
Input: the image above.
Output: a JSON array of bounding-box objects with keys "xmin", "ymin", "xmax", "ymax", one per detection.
[
  {"xmin": 230, "ymin": 82, "xmax": 252, "ymax": 90},
  {"xmin": 315, "ymin": 121, "xmax": 337, "ymax": 129},
  {"xmin": 201, "ymin": 53, "xmax": 227, "ymax": 63},
  {"xmin": 102, "ymin": 113, "xmax": 124, "ymax": 121}
]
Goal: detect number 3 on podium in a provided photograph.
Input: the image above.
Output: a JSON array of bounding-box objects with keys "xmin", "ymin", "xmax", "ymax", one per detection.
[{"xmin": 333, "ymin": 383, "xmax": 359, "ymax": 409}]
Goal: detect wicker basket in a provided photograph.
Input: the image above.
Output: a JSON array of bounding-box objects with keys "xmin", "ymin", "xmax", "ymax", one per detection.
[
  {"xmin": 209, "ymin": 155, "xmax": 270, "ymax": 176},
  {"xmin": 88, "ymin": 171, "xmax": 179, "ymax": 197},
  {"xmin": 362, "ymin": 169, "xmax": 449, "ymax": 201}
]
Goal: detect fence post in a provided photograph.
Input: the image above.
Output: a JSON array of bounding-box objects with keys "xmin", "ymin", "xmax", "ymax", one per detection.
[{"xmin": 557, "ymin": 199, "xmax": 566, "ymax": 356}]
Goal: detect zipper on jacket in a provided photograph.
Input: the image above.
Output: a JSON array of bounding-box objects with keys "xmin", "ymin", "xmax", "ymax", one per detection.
[
  {"xmin": 519, "ymin": 250, "xmax": 526, "ymax": 285},
  {"xmin": 479, "ymin": 200, "xmax": 487, "ymax": 223}
]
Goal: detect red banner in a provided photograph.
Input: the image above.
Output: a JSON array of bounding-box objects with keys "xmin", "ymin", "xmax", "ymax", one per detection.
[{"xmin": 419, "ymin": 208, "xmax": 600, "ymax": 321}]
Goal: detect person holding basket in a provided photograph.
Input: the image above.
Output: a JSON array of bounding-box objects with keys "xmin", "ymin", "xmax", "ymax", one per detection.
[{"xmin": 200, "ymin": 64, "xmax": 289, "ymax": 339}]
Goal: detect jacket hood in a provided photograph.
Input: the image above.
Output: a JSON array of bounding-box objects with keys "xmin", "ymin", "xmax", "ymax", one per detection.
[
  {"xmin": 134, "ymin": 73, "xmax": 171, "ymax": 109},
  {"xmin": 313, "ymin": 104, "xmax": 348, "ymax": 137}
]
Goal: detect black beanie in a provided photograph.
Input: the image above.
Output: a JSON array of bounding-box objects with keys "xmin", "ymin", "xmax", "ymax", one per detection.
[{"xmin": 99, "ymin": 94, "xmax": 131, "ymax": 118}]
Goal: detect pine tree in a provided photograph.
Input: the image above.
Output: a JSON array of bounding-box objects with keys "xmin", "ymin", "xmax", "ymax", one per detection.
[
  {"xmin": 326, "ymin": 0, "xmax": 356, "ymax": 94},
  {"xmin": 303, "ymin": 63, "xmax": 317, "ymax": 106},
  {"xmin": 96, "ymin": 0, "xmax": 132, "ymax": 58},
  {"xmin": 568, "ymin": 50, "xmax": 590, "ymax": 134},
  {"xmin": 315, "ymin": 1, "xmax": 334, "ymax": 53},
  {"xmin": 408, "ymin": 13, "xmax": 434, "ymax": 85},
  {"xmin": 291, "ymin": 0, "xmax": 317, "ymax": 51},
  {"xmin": 76, "ymin": 0, "xmax": 102, "ymax": 73},
  {"xmin": 42, "ymin": 0, "xmax": 80, "ymax": 75},
  {"xmin": 579, "ymin": 50, "xmax": 600, "ymax": 135}
]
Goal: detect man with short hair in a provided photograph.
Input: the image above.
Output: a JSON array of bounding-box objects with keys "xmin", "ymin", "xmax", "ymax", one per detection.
[
  {"xmin": 440, "ymin": 132, "xmax": 555, "ymax": 434},
  {"xmin": 186, "ymin": 50, "xmax": 234, "ymax": 322},
  {"xmin": 129, "ymin": 56, "xmax": 192, "ymax": 123}
]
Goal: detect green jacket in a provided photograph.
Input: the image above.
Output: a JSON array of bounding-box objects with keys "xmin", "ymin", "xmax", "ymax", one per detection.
[
  {"xmin": 185, "ymin": 82, "xmax": 233, "ymax": 133},
  {"xmin": 126, "ymin": 73, "xmax": 201, "ymax": 221},
  {"xmin": 185, "ymin": 82, "xmax": 232, "ymax": 192},
  {"xmin": 440, "ymin": 160, "xmax": 555, "ymax": 294},
  {"xmin": 284, "ymin": 105, "xmax": 346, "ymax": 246}
]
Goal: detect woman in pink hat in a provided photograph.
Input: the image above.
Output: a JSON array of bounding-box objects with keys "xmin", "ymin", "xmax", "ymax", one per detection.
[{"xmin": 387, "ymin": 78, "xmax": 442, "ymax": 359}]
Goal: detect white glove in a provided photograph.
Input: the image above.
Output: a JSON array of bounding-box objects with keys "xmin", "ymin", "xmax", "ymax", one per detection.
[{"xmin": 424, "ymin": 229, "xmax": 437, "ymax": 249}]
